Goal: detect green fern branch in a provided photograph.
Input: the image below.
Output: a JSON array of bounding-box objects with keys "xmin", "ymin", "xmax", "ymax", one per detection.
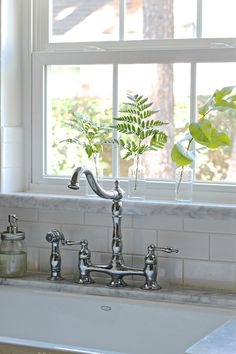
[{"xmin": 113, "ymin": 93, "xmax": 168, "ymax": 190}]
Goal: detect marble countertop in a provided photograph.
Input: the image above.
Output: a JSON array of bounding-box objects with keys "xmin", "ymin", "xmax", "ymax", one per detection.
[
  {"xmin": 0, "ymin": 192, "xmax": 235, "ymax": 219},
  {"xmin": 1, "ymin": 273, "xmax": 236, "ymax": 309},
  {"xmin": 186, "ymin": 317, "xmax": 236, "ymax": 354}
]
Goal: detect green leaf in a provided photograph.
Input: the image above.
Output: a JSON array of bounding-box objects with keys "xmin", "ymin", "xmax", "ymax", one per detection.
[
  {"xmin": 213, "ymin": 86, "xmax": 235, "ymax": 101},
  {"xmin": 171, "ymin": 143, "xmax": 195, "ymax": 167},
  {"xmin": 212, "ymin": 99, "xmax": 236, "ymax": 111},
  {"xmin": 85, "ymin": 145, "xmax": 93, "ymax": 158},
  {"xmin": 189, "ymin": 118, "xmax": 212, "ymax": 145},
  {"xmin": 204, "ymin": 129, "xmax": 231, "ymax": 148},
  {"xmin": 198, "ymin": 96, "xmax": 213, "ymax": 116},
  {"xmin": 122, "ymin": 151, "xmax": 133, "ymax": 160}
]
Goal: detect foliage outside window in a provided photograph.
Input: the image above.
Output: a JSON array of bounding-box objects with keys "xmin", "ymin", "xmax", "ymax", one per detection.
[{"xmin": 31, "ymin": 0, "xmax": 236, "ymax": 201}]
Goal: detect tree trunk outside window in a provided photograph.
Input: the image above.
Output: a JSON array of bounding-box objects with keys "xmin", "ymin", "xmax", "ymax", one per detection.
[{"xmin": 143, "ymin": 0, "xmax": 175, "ymax": 179}]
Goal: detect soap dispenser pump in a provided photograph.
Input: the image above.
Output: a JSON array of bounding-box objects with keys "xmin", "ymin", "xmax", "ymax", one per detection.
[{"xmin": 0, "ymin": 214, "xmax": 27, "ymax": 278}]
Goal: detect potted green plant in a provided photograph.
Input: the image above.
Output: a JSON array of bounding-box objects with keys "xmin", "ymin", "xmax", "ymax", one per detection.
[
  {"xmin": 171, "ymin": 85, "xmax": 236, "ymax": 201},
  {"xmin": 113, "ymin": 93, "xmax": 168, "ymax": 199}
]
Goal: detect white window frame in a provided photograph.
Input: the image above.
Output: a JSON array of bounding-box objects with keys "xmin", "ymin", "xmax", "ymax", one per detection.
[{"xmin": 29, "ymin": 0, "xmax": 236, "ymax": 203}]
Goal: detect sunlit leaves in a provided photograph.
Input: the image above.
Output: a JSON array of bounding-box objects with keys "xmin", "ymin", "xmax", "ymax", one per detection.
[
  {"xmin": 198, "ymin": 85, "xmax": 236, "ymax": 116},
  {"xmin": 189, "ymin": 118, "xmax": 212, "ymax": 145},
  {"xmin": 171, "ymin": 142, "xmax": 194, "ymax": 166},
  {"xmin": 113, "ymin": 93, "xmax": 168, "ymax": 160},
  {"xmin": 60, "ymin": 113, "xmax": 113, "ymax": 159},
  {"xmin": 171, "ymin": 85, "xmax": 236, "ymax": 168}
]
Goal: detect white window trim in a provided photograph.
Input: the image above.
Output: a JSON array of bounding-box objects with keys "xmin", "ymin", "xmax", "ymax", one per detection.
[{"xmin": 28, "ymin": 0, "xmax": 236, "ymax": 204}]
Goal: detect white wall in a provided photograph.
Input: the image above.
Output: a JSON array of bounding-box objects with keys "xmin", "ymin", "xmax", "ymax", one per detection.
[{"xmin": 0, "ymin": 0, "xmax": 26, "ymax": 192}]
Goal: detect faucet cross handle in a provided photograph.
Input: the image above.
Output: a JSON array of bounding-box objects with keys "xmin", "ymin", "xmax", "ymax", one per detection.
[
  {"xmin": 156, "ymin": 246, "xmax": 179, "ymax": 254},
  {"xmin": 148, "ymin": 244, "xmax": 179, "ymax": 254},
  {"xmin": 62, "ymin": 239, "xmax": 83, "ymax": 246}
]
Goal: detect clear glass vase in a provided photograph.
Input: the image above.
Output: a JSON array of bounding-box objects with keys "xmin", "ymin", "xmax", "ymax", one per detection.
[
  {"xmin": 175, "ymin": 166, "xmax": 193, "ymax": 202},
  {"xmin": 128, "ymin": 156, "xmax": 146, "ymax": 200},
  {"xmin": 85, "ymin": 154, "xmax": 103, "ymax": 197}
]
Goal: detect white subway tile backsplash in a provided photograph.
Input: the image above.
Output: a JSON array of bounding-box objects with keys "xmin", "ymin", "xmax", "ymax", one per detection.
[
  {"xmin": 133, "ymin": 215, "xmax": 183, "ymax": 231},
  {"xmin": 2, "ymin": 142, "xmax": 23, "ymax": 168},
  {"xmin": 38, "ymin": 209, "xmax": 84, "ymax": 225},
  {"xmin": 129, "ymin": 254, "xmax": 143, "ymax": 271},
  {"xmin": 158, "ymin": 231, "xmax": 209, "ymax": 260},
  {"xmin": 27, "ymin": 247, "xmax": 40, "ymax": 272},
  {"xmin": 0, "ymin": 206, "xmax": 38, "ymax": 222},
  {"xmin": 85, "ymin": 212, "xmax": 133, "ymax": 227},
  {"xmin": 184, "ymin": 218, "xmax": 236, "ymax": 234},
  {"xmin": 1, "ymin": 167, "xmax": 24, "ymax": 192},
  {"xmin": 210, "ymin": 234, "xmax": 236, "ymax": 262},
  {"xmin": 0, "ymin": 197, "xmax": 235, "ymax": 290},
  {"xmin": 19, "ymin": 221, "xmax": 60, "ymax": 247},
  {"xmin": 158, "ymin": 257, "xmax": 183, "ymax": 285},
  {"xmin": 184, "ymin": 260, "xmax": 236, "ymax": 289},
  {"xmin": 61, "ymin": 224, "xmax": 109, "ymax": 252},
  {"xmin": 84, "ymin": 212, "xmax": 111, "ymax": 226},
  {"xmin": 121, "ymin": 228, "xmax": 157, "ymax": 255},
  {"xmin": 60, "ymin": 248, "xmax": 78, "ymax": 275},
  {"xmin": 39, "ymin": 247, "xmax": 52, "ymax": 273}
]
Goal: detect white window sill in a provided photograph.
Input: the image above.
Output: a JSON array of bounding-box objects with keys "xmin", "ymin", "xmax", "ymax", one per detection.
[
  {"xmin": 0, "ymin": 192, "xmax": 235, "ymax": 220},
  {"xmin": 28, "ymin": 177, "xmax": 236, "ymax": 205}
]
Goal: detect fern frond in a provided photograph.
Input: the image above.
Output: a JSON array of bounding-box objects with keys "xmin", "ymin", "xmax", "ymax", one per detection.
[
  {"xmin": 113, "ymin": 93, "xmax": 169, "ymax": 161},
  {"xmin": 140, "ymin": 110, "xmax": 159, "ymax": 119},
  {"xmin": 114, "ymin": 115, "xmax": 138, "ymax": 123},
  {"xmin": 138, "ymin": 102, "xmax": 154, "ymax": 111}
]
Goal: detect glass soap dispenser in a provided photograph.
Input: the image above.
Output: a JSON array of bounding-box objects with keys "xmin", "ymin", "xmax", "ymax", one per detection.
[{"xmin": 0, "ymin": 214, "xmax": 27, "ymax": 278}]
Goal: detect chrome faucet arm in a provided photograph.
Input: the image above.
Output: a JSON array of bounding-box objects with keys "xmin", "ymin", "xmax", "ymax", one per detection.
[{"xmin": 68, "ymin": 166, "xmax": 125, "ymax": 201}]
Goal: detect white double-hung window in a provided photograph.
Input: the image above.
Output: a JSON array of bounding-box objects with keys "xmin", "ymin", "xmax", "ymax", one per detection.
[{"xmin": 31, "ymin": 0, "xmax": 236, "ymax": 202}]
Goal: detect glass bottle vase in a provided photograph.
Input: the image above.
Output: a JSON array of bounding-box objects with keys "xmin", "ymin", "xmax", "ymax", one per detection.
[
  {"xmin": 175, "ymin": 166, "xmax": 193, "ymax": 202},
  {"xmin": 128, "ymin": 156, "xmax": 146, "ymax": 200}
]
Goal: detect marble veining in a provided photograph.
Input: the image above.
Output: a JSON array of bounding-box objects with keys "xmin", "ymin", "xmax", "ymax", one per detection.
[
  {"xmin": 186, "ymin": 317, "xmax": 236, "ymax": 354},
  {"xmin": 0, "ymin": 193, "xmax": 235, "ymax": 220},
  {"xmin": 1, "ymin": 273, "xmax": 236, "ymax": 309}
]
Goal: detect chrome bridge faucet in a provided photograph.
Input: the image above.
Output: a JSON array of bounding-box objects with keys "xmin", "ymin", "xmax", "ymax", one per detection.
[{"xmin": 46, "ymin": 167, "xmax": 179, "ymax": 290}]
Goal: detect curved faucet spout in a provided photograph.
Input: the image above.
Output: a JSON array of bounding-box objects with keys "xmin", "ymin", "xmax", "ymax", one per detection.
[{"xmin": 68, "ymin": 166, "xmax": 124, "ymax": 201}]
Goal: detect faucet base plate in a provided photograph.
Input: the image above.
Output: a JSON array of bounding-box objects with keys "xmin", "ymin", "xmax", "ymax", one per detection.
[
  {"xmin": 108, "ymin": 278, "xmax": 128, "ymax": 287},
  {"xmin": 143, "ymin": 281, "xmax": 161, "ymax": 290},
  {"xmin": 48, "ymin": 275, "xmax": 64, "ymax": 281}
]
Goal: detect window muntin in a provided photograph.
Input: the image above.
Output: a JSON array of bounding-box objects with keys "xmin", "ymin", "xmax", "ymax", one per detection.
[
  {"xmin": 31, "ymin": 0, "xmax": 236, "ymax": 200},
  {"xmin": 50, "ymin": 0, "xmax": 236, "ymax": 43}
]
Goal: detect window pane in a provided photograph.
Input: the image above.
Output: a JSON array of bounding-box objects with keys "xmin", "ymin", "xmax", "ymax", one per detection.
[
  {"xmin": 118, "ymin": 63, "xmax": 191, "ymax": 180},
  {"xmin": 202, "ymin": 0, "xmax": 236, "ymax": 38},
  {"xmin": 51, "ymin": 0, "xmax": 119, "ymax": 42},
  {"xmin": 196, "ymin": 63, "xmax": 236, "ymax": 183},
  {"xmin": 46, "ymin": 65, "xmax": 113, "ymax": 177},
  {"xmin": 125, "ymin": 0, "xmax": 197, "ymax": 40}
]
